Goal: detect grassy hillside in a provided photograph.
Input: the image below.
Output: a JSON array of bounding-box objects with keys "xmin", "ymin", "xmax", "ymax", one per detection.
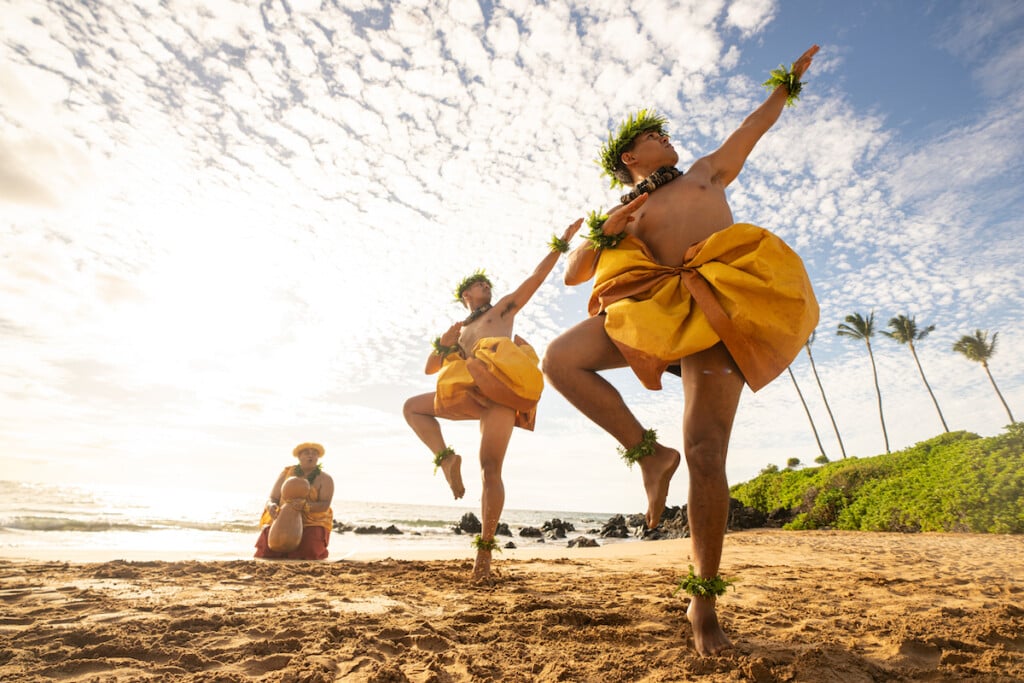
[{"xmin": 730, "ymin": 423, "xmax": 1024, "ymax": 533}]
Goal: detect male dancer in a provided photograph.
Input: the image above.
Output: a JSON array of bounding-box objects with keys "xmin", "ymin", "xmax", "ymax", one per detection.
[
  {"xmin": 404, "ymin": 218, "xmax": 582, "ymax": 580},
  {"xmin": 543, "ymin": 46, "xmax": 820, "ymax": 653}
]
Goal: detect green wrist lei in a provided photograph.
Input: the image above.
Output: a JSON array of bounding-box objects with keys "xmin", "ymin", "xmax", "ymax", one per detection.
[
  {"xmin": 471, "ymin": 535, "xmax": 502, "ymax": 552},
  {"xmin": 585, "ymin": 209, "xmax": 626, "ymax": 250},
  {"xmin": 762, "ymin": 63, "xmax": 804, "ymax": 106},
  {"xmin": 432, "ymin": 337, "xmax": 460, "ymax": 357},
  {"xmin": 617, "ymin": 428, "xmax": 658, "ymax": 468},
  {"xmin": 433, "ymin": 446, "xmax": 455, "ymax": 474},
  {"xmin": 548, "ymin": 234, "xmax": 570, "ymax": 253},
  {"xmin": 673, "ymin": 565, "xmax": 735, "ymax": 598}
]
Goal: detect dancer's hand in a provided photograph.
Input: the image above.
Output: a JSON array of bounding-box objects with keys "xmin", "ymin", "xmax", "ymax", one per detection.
[
  {"xmin": 603, "ymin": 193, "xmax": 648, "ymax": 236},
  {"xmin": 792, "ymin": 44, "xmax": 819, "ymax": 79},
  {"xmin": 439, "ymin": 322, "xmax": 462, "ymax": 346},
  {"xmin": 560, "ymin": 217, "xmax": 584, "ymax": 243}
]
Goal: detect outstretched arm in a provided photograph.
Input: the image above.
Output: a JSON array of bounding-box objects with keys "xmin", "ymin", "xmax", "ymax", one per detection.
[
  {"xmin": 494, "ymin": 218, "xmax": 583, "ymax": 314},
  {"xmin": 703, "ymin": 45, "xmax": 818, "ymax": 187}
]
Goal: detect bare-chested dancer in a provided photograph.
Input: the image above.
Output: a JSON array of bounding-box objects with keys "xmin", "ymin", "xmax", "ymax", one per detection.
[
  {"xmin": 404, "ymin": 218, "xmax": 582, "ymax": 580},
  {"xmin": 543, "ymin": 46, "xmax": 820, "ymax": 653}
]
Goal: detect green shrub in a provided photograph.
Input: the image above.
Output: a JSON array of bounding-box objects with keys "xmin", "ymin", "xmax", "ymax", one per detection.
[{"xmin": 731, "ymin": 426, "xmax": 1022, "ymax": 534}]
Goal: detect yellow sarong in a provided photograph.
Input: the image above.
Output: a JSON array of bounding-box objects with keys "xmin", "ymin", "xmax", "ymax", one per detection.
[
  {"xmin": 590, "ymin": 223, "xmax": 818, "ymax": 392},
  {"xmin": 259, "ymin": 466, "xmax": 333, "ymax": 532},
  {"xmin": 434, "ymin": 336, "xmax": 543, "ymax": 430}
]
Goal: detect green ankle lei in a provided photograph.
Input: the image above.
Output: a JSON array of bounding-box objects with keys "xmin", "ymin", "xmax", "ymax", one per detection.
[
  {"xmin": 471, "ymin": 535, "xmax": 502, "ymax": 552},
  {"xmin": 674, "ymin": 565, "xmax": 735, "ymax": 598},
  {"xmin": 432, "ymin": 446, "xmax": 455, "ymax": 474},
  {"xmin": 762, "ymin": 63, "xmax": 804, "ymax": 106},
  {"xmin": 617, "ymin": 428, "xmax": 658, "ymax": 468}
]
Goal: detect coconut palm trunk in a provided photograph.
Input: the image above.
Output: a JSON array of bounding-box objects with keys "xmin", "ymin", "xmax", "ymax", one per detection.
[
  {"xmin": 838, "ymin": 312, "xmax": 891, "ymax": 454},
  {"xmin": 981, "ymin": 362, "xmax": 1016, "ymax": 424},
  {"xmin": 883, "ymin": 315, "xmax": 949, "ymax": 432},
  {"xmin": 805, "ymin": 332, "xmax": 847, "ymax": 458},
  {"xmin": 787, "ymin": 366, "xmax": 827, "ymax": 458},
  {"xmin": 908, "ymin": 341, "xmax": 949, "ymax": 431}
]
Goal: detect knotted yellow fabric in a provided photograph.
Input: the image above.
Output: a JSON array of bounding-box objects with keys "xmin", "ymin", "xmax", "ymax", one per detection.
[
  {"xmin": 434, "ymin": 336, "xmax": 543, "ymax": 430},
  {"xmin": 259, "ymin": 466, "xmax": 333, "ymax": 532},
  {"xmin": 589, "ymin": 223, "xmax": 818, "ymax": 392}
]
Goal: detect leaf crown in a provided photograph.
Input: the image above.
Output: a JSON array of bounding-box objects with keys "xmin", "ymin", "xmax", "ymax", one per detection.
[
  {"xmin": 454, "ymin": 269, "xmax": 492, "ymax": 302},
  {"xmin": 597, "ymin": 109, "xmax": 669, "ymax": 189}
]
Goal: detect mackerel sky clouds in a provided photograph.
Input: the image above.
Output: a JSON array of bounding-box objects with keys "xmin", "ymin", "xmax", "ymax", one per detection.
[{"xmin": 2, "ymin": 0, "xmax": 1021, "ymax": 513}]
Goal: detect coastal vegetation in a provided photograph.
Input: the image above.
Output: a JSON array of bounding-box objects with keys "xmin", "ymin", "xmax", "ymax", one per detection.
[{"xmin": 730, "ymin": 423, "xmax": 1024, "ymax": 534}]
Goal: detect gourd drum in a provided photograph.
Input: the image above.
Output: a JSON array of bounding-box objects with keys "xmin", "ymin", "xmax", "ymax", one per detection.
[{"xmin": 267, "ymin": 477, "xmax": 310, "ymax": 552}]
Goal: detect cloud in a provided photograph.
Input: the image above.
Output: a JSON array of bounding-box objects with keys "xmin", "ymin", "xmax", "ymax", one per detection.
[{"xmin": 0, "ymin": 1, "xmax": 1020, "ymax": 511}]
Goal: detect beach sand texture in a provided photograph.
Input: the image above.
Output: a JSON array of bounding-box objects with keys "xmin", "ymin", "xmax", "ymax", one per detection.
[{"xmin": 1, "ymin": 530, "xmax": 1022, "ymax": 682}]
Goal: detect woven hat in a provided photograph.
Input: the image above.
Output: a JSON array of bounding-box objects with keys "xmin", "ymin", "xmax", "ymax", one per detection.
[{"xmin": 292, "ymin": 442, "xmax": 325, "ymax": 458}]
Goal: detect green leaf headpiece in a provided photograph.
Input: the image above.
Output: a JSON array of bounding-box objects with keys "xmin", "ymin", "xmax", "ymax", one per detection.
[
  {"xmin": 597, "ymin": 109, "xmax": 669, "ymax": 189},
  {"xmin": 454, "ymin": 269, "xmax": 492, "ymax": 303}
]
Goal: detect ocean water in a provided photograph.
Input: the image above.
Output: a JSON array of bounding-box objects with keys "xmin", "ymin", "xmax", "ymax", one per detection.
[{"xmin": 0, "ymin": 480, "xmax": 631, "ymax": 561}]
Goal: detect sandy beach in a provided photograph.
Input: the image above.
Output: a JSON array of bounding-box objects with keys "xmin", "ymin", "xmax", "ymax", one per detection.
[{"xmin": 1, "ymin": 529, "xmax": 1022, "ymax": 682}]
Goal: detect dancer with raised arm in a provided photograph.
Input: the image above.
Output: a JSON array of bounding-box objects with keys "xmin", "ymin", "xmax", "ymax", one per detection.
[
  {"xmin": 404, "ymin": 218, "xmax": 582, "ymax": 580},
  {"xmin": 543, "ymin": 46, "xmax": 821, "ymax": 654}
]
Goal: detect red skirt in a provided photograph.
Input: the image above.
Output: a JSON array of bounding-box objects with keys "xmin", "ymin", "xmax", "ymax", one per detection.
[{"xmin": 253, "ymin": 525, "xmax": 330, "ymax": 560}]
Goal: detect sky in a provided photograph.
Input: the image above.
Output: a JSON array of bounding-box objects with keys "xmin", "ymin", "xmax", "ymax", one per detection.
[{"xmin": 2, "ymin": 0, "xmax": 1022, "ymax": 516}]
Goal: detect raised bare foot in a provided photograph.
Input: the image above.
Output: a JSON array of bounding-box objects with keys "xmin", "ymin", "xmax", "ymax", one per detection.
[
  {"xmin": 471, "ymin": 548, "xmax": 492, "ymax": 581},
  {"xmin": 687, "ymin": 596, "xmax": 733, "ymax": 656},
  {"xmin": 440, "ymin": 453, "xmax": 465, "ymax": 499},
  {"xmin": 638, "ymin": 443, "xmax": 680, "ymax": 528}
]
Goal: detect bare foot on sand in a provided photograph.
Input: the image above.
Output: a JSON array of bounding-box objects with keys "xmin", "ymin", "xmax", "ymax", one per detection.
[
  {"xmin": 439, "ymin": 453, "xmax": 465, "ymax": 499},
  {"xmin": 687, "ymin": 596, "xmax": 733, "ymax": 656},
  {"xmin": 472, "ymin": 548, "xmax": 492, "ymax": 582},
  {"xmin": 639, "ymin": 444, "xmax": 680, "ymax": 528}
]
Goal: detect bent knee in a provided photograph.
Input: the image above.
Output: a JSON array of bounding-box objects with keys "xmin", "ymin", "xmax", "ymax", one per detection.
[
  {"xmin": 542, "ymin": 338, "xmax": 575, "ymax": 381},
  {"xmin": 403, "ymin": 395, "xmax": 433, "ymax": 419},
  {"xmin": 402, "ymin": 397, "xmax": 417, "ymax": 418}
]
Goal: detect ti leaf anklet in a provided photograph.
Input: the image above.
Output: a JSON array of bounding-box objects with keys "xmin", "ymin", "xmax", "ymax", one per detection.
[
  {"xmin": 674, "ymin": 565, "xmax": 735, "ymax": 598},
  {"xmin": 471, "ymin": 535, "xmax": 502, "ymax": 552},
  {"xmin": 617, "ymin": 428, "xmax": 658, "ymax": 468},
  {"xmin": 433, "ymin": 446, "xmax": 455, "ymax": 474}
]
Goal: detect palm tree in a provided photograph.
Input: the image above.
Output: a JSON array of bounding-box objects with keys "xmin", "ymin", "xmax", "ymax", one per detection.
[
  {"xmin": 787, "ymin": 365, "xmax": 827, "ymax": 458},
  {"xmin": 953, "ymin": 330, "xmax": 1016, "ymax": 424},
  {"xmin": 804, "ymin": 331, "xmax": 847, "ymax": 458},
  {"xmin": 837, "ymin": 311, "xmax": 890, "ymax": 453},
  {"xmin": 882, "ymin": 314, "xmax": 949, "ymax": 432}
]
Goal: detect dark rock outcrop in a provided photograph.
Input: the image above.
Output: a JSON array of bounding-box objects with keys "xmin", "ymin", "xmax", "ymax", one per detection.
[
  {"xmin": 353, "ymin": 524, "xmax": 403, "ymax": 535},
  {"xmin": 600, "ymin": 515, "xmax": 630, "ymax": 538},
  {"xmin": 568, "ymin": 536, "xmax": 599, "ymax": 548},
  {"xmin": 454, "ymin": 512, "xmax": 482, "ymax": 534}
]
